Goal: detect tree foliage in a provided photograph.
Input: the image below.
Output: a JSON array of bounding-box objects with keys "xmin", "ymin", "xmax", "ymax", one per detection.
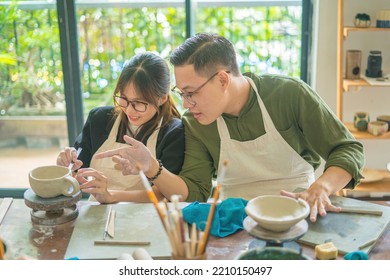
[{"xmin": 0, "ymin": 2, "xmax": 301, "ymax": 116}]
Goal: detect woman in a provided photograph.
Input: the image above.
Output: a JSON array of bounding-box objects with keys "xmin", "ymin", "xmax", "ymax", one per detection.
[{"xmin": 56, "ymin": 52, "xmax": 184, "ymax": 203}]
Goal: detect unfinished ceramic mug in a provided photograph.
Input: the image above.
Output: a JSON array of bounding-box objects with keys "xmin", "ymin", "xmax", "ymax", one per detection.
[{"xmin": 29, "ymin": 165, "xmax": 80, "ymax": 198}]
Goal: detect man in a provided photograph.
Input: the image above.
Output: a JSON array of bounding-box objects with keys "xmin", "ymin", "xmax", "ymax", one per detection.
[{"xmin": 95, "ymin": 33, "xmax": 364, "ymax": 222}]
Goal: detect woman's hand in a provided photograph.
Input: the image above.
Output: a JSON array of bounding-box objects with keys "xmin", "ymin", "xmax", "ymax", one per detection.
[
  {"xmin": 76, "ymin": 168, "xmax": 114, "ymax": 204},
  {"xmin": 57, "ymin": 147, "xmax": 83, "ymax": 171}
]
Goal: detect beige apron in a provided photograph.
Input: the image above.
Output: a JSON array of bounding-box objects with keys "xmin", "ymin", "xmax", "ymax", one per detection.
[
  {"xmin": 90, "ymin": 115, "xmax": 159, "ymax": 192},
  {"xmin": 217, "ymin": 77, "xmax": 315, "ymax": 200}
]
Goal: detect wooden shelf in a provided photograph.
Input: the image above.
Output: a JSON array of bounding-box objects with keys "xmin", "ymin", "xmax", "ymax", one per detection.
[
  {"xmin": 344, "ymin": 122, "xmax": 390, "ymax": 140},
  {"xmin": 343, "ymin": 78, "xmax": 390, "ymax": 91},
  {"xmin": 343, "ymin": 26, "xmax": 390, "ymax": 38},
  {"xmin": 343, "ymin": 78, "xmax": 369, "ymax": 91},
  {"xmin": 336, "ymin": 0, "xmax": 390, "ymax": 126},
  {"xmin": 339, "ymin": 169, "xmax": 390, "ymax": 199}
]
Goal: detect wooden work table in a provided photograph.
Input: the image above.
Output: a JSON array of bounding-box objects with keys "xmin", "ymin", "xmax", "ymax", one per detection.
[{"xmin": 1, "ymin": 198, "xmax": 390, "ymax": 260}]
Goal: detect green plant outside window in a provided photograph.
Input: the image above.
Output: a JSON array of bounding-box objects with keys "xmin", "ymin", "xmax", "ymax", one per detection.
[{"xmin": 0, "ymin": 1, "xmax": 302, "ymax": 117}]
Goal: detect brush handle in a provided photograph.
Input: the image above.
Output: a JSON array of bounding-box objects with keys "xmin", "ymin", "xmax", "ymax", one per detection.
[{"xmin": 198, "ymin": 184, "xmax": 221, "ymax": 255}]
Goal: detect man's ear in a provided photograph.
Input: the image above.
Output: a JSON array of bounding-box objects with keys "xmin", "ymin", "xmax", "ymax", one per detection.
[{"xmin": 218, "ymin": 70, "xmax": 230, "ymax": 89}]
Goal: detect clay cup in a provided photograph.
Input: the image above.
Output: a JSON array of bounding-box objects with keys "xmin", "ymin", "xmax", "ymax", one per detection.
[{"xmin": 29, "ymin": 165, "xmax": 80, "ymax": 198}]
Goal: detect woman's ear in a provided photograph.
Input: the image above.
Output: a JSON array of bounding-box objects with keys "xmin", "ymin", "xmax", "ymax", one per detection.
[{"xmin": 158, "ymin": 95, "xmax": 169, "ymax": 106}]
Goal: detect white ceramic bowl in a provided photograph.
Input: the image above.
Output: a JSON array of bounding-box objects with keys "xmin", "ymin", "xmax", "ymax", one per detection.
[
  {"xmin": 367, "ymin": 121, "xmax": 388, "ymax": 136},
  {"xmin": 245, "ymin": 195, "xmax": 310, "ymax": 232}
]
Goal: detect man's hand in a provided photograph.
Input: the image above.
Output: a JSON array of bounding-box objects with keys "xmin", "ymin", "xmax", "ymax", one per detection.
[
  {"xmin": 94, "ymin": 135, "xmax": 153, "ymax": 175},
  {"xmin": 281, "ymin": 186, "xmax": 341, "ymax": 222}
]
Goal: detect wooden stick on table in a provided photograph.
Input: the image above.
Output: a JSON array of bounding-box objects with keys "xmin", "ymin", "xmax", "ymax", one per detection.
[
  {"xmin": 94, "ymin": 240, "xmax": 151, "ymax": 246},
  {"xmin": 339, "ymin": 207, "xmax": 383, "ymax": 216}
]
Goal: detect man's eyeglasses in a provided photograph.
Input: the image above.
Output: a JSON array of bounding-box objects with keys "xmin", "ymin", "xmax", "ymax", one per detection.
[
  {"xmin": 114, "ymin": 95, "xmax": 149, "ymax": 112},
  {"xmin": 171, "ymin": 71, "xmax": 230, "ymax": 106}
]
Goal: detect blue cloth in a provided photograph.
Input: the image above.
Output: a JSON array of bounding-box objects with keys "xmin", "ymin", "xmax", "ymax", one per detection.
[
  {"xmin": 65, "ymin": 256, "xmax": 79, "ymax": 260},
  {"xmin": 182, "ymin": 198, "xmax": 248, "ymax": 237},
  {"xmin": 343, "ymin": 251, "xmax": 369, "ymax": 260}
]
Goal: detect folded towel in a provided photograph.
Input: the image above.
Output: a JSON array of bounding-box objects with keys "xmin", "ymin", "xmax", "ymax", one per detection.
[
  {"xmin": 343, "ymin": 251, "xmax": 369, "ymax": 260},
  {"xmin": 182, "ymin": 198, "xmax": 248, "ymax": 238}
]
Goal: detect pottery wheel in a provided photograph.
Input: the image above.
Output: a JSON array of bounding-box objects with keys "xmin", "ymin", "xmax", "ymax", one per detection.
[
  {"xmin": 243, "ymin": 216, "xmax": 308, "ymax": 245},
  {"xmin": 24, "ymin": 188, "xmax": 82, "ymax": 225}
]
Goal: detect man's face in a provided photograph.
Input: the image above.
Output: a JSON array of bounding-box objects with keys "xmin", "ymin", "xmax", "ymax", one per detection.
[{"xmin": 173, "ymin": 65, "xmax": 228, "ymax": 125}]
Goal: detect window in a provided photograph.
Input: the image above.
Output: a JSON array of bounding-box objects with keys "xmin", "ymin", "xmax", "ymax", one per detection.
[{"xmin": 0, "ymin": 0, "xmax": 308, "ymax": 192}]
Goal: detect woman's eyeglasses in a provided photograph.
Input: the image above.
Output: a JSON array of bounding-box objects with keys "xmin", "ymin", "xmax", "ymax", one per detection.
[{"xmin": 114, "ymin": 95, "xmax": 149, "ymax": 112}]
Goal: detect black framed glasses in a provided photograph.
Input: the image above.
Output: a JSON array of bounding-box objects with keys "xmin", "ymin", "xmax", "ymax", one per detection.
[
  {"xmin": 171, "ymin": 71, "xmax": 230, "ymax": 106},
  {"xmin": 114, "ymin": 95, "xmax": 149, "ymax": 112}
]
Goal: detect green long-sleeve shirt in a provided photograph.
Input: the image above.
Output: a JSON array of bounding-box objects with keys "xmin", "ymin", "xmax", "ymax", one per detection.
[{"xmin": 180, "ymin": 73, "xmax": 365, "ymax": 202}]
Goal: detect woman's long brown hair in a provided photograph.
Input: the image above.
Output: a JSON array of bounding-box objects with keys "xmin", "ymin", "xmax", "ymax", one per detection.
[{"xmin": 113, "ymin": 52, "xmax": 180, "ymax": 143}]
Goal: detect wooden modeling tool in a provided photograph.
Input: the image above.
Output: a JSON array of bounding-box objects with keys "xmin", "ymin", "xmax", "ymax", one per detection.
[
  {"xmin": 107, "ymin": 209, "xmax": 115, "ymax": 238},
  {"xmin": 94, "ymin": 240, "xmax": 151, "ymax": 246},
  {"xmin": 339, "ymin": 207, "xmax": 383, "ymax": 216},
  {"xmin": 103, "ymin": 206, "xmax": 113, "ymax": 240}
]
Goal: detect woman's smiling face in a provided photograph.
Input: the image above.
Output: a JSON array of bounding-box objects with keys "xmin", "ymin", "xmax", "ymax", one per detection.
[{"xmin": 120, "ymin": 82, "xmax": 158, "ymax": 126}]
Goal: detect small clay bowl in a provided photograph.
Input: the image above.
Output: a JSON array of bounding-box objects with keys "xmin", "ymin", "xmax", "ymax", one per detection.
[
  {"xmin": 245, "ymin": 195, "xmax": 309, "ymax": 232},
  {"xmin": 368, "ymin": 121, "xmax": 388, "ymax": 136},
  {"xmin": 376, "ymin": 115, "xmax": 390, "ymax": 131}
]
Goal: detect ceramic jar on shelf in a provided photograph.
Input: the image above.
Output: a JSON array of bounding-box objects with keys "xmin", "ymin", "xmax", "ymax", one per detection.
[
  {"xmin": 354, "ymin": 13, "xmax": 371, "ymax": 28},
  {"xmin": 368, "ymin": 121, "xmax": 388, "ymax": 136},
  {"xmin": 354, "ymin": 112, "xmax": 370, "ymax": 131}
]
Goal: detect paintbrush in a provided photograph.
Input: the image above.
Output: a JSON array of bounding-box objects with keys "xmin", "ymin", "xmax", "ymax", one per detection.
[
  {"xmin": 171, "ymin": 194, "xmax": 185, "ymax": 243},
  {"xmin": 198, "ymin": 160, "xmax": 228, "ymax": 255},
  {"xmin": 190, "ymin": 223, "xmax": 197, "ymax": 257},
  {"xmin": 137, "ymin": 164, "xmax": 166, "ymax": 226}
]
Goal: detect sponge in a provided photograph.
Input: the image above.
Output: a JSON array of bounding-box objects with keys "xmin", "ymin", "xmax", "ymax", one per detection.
[{"xmin": 315, "ymin": 242, "xmax": 338, "ymax": 260}]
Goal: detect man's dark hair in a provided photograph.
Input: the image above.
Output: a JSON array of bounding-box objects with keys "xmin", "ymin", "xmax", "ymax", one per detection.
[{"xmin": 169, "ymin": 33, "xmax": 240, "ymax": 76}]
